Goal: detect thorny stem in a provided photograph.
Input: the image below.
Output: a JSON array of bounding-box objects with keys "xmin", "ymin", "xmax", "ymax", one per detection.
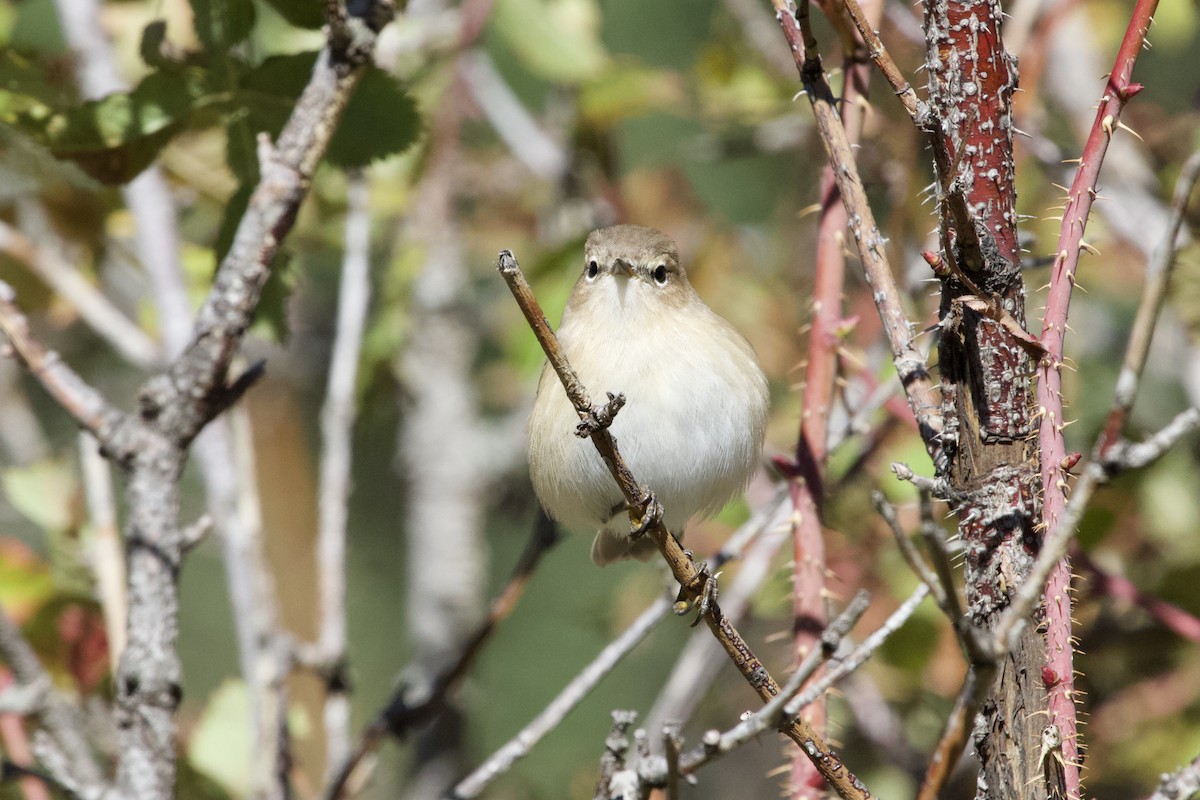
[
  {"xmin": 771, "ymin": 0, "xmax": 944, "ymax": 467},
  {"xmin": 1036, "ymin": 1, "xmax": 1161, "ymax": 792},
  {"xmin": 786, "ymin": 0, "xmax": 881, "ymax": 789}
]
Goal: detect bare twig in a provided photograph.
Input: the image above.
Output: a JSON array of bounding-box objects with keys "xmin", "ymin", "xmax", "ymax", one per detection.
[
  {"xmin": 79, "ymin": 433, "xmax": 127, "ymax": 668},
  {"xmin": 785, "ymin": 0, "xmax": 882, "ymax": 787},
  {"xmin": 445, "ymin": 494, "xmax": 784, "ymax": 800},
  {"xmin": 315, "ymin": 171, "xmax": 373, "ymax": 779},
  {"xmin": 785, "ymin": 584, "xmax": 929, "ymax": 715},
  {"xmin": 593, "ymin": 711, "xmax": 638, "ymax": 800},
  {"xmin": 989, "ymin": 407, "xmax": 1200, "ymax": 665},
  {"xmin": 460, "ymin": 51, "xmax": 567, "ymax": 180},
  {"xmin": 1096, "ymin": 149, "xmax": 1200, "ymax": 457},
  {"xmin": 4, "ymin": 7, "xmax": 393, "ymax": 798},
  {"xmin": 498, "ymin": 249, "xmax": 875, "ymax": 799},
  {"xmin": 1146, "ymin": 751, "xmax": 1200, "ymax": 800},
  {"xmin": 0, "ymin": 282, "xmax": 127, "ymax": 450},
  {"xmin": 324, "ymin": 513, "xmax": 559, "ymax": 800},
  {"xmin": 644, "ymin": 489, "xmax": 791, "ymax": 733},
  {"xmin": 0, "ymin": 605, "xmax": 108, "ymax": 795},
  {"xmin": 639, "ymin": 591, "xmax": 871, "ymax": 786},
  {"xmin": 835, "ymin": 0, "xmax": 924, "ymax": 123},
  {"xmin": 662, "ymin": 723, "xmax": 682, "ymax": 800},
  {"xmin": 873, "ymin": 492, "xmax": 946, "ymax": 610},
  {"xmin": 916, "ymin": 665, "xmax": 988, "ymax": 800},
  {"xmin": 0, "ymin": 218, "xmax": 161, "ymax": 368},
  {"xmin": 771, "ymin": 0, "xmax": 944, "ymax": 465},
  {"xmin": 448, "ymin": 594, "xmax": 668, "ymax": 800}
]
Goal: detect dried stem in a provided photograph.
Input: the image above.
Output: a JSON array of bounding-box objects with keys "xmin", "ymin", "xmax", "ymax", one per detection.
[
  {"xmin": 315, "ymin": 171, "xmax": 373, "ymax": 780},
  {"xmin": 498, "ymin": 250, "xmax": 873, "ymax": 800}
]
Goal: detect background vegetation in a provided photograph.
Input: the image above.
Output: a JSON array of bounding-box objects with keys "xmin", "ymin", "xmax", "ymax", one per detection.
[{"xmin": 1, "ymin": 0, "xmax": 1200, "ymax": 797}]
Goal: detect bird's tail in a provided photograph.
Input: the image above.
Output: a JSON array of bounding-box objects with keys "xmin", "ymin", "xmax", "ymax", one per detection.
[{"xmin": 590, "ymin": 525, "xmax": 670, "ymax": 566}]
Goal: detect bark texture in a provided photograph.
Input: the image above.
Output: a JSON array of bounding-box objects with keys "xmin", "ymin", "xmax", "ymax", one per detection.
[{"xmin": 925, "ymin": 0, "xmax": 1048, "ymax": 795}]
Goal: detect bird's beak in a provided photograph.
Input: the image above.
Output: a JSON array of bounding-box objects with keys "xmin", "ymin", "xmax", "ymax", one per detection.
[{"xmin": 613, "ymin": 258, "xmax": 636, "ymax": 278}]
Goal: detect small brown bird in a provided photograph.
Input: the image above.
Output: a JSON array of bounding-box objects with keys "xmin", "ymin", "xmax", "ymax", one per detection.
[{"xmin": 527, "ymin": 225, "xmax": 770, "ymax": 565}]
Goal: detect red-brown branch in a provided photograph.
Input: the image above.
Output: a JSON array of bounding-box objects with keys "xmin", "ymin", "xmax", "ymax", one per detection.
[{"xmin": 1036, "ymin": 1, "xmax": 1158, "ymax": 795}]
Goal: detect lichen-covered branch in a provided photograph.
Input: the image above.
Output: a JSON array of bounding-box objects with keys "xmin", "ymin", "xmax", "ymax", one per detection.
[{"xmin": 1, "ymin": 6, "xmax": 393, "ymax": 797}]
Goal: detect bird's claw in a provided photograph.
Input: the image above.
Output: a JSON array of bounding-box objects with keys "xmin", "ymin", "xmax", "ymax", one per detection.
[
  {"xmin": 575, "ymin": 392, "xmax": 626, "ymax": 438},
  {"xmin": 627, "ymin": 490, "xmax": 663, "ymax": 540},
  {"xmin": 690, "ymin": 572, "xmax": 720, "ymax": 626},
  {"xmin": 672, "ymin": 552, "xmax": 720, "ymax": 627}
]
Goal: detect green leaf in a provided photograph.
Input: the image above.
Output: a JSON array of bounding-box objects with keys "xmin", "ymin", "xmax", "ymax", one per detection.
[
  {"xmin": 239, "ymin": 54, "xmax": 421, "ymax": 169},
  {"xmin": 327, "ymin": 66, "xmax": 421, "ymax": 168},
  {"xmin": 9, "ymin": 0, "xmax": 67, "ymax": 55},
  {"xmin": 258, "ymin": 0, "xmax": 324, "ymax": 29},
  {"xmin": 239, "ymin": 52, "xmax": 315, "ymax": 139},
  {"xmin": 490, "ymin": 0, "xmax": 609, "ymax": 84},
  {"xmin": 18, "ymin": 68, "xmax": 211, "ymax": 184},
  {"xmin": 0, "ymin": 50, "xmax": 75, "ymax": 109},
  {"xmin": 190, "ymin": 0, "xmax": 256, "ymax": 50}
]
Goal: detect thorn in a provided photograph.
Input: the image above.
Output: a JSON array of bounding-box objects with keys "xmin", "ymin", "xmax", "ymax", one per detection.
[
  {"xmin": 1116, "ymin": 120, "xmax": 1144, "ymax": 142},
  {"xmin": 1079, "ymin": 240, "xmax": 1101, "ymax": 256}
]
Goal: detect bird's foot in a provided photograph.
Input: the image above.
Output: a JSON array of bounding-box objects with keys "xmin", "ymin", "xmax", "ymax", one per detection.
[
  {"xmin": 575, "ymin": 392, "xmax": 626, "ymax": 437},
  {"xmin": 672, "ymin": 551, "xmax": 720, "ymax": 627},
  {"xmin": 627, "ymin": 489, "xmax": 663, "ymax": 540}
]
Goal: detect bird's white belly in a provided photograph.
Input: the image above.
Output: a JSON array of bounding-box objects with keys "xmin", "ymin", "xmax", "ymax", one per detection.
[{"xmin": 530, "ymin": 324, "xmax": 758, "ymax": 535}]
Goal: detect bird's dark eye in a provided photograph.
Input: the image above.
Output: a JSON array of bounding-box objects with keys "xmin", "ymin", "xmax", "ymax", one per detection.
[
  {"xmin": 586, "ymin": 260, "xmax": 599, "ymax": 279},
  {"xmin": 653, "ymin": 265, "xmax": 668, "ymax": 285}
]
